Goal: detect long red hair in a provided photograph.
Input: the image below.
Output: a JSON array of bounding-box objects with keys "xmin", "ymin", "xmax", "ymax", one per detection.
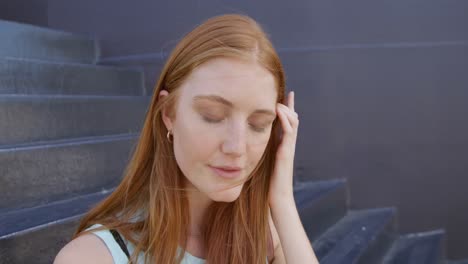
[{"xmin": 73, "ymin": 13, "xmax": 286, "ymax": 264}]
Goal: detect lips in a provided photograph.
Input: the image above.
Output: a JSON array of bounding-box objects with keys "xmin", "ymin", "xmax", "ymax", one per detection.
[
  {"xmin": 209, "ymin": 165, "xmax": 242, "ymax": 179},
  {"xmin": 212, "ymin": 165, "xmax": 242, "ymax": 171}
]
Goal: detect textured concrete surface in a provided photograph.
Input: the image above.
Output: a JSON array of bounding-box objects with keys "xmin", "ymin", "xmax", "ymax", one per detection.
[
  {"xmin": 0, "ymin": 133, "xmax": 138, "ymax": 211},
  {"xmin": 0, "ymin": 57, "xmax": 144, "ymax": 95},
  {"xmin": 313, "ymin": 208, "xmax": 397, "ymax": 263},
  {"xmin": 0, "ymin": 95, "xmax": 149, "ymax": 145},
  {"xmin": 0, "ymin": 216, "xmax": 80, "ymax": 264},
  {"xmin": 382, "ymin": 230, "xmax": 445, "ymax": 264},
  {"xmin": 296, "ymin": 179, "xmax": 348, "ymax": 242}
]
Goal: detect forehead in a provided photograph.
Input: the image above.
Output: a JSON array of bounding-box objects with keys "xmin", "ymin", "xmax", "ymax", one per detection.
[{"xmin": 180, "ymin": 58, "xmax": 277, "ymax": 108}]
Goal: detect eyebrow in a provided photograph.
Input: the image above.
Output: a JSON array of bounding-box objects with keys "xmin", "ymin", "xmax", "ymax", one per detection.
[{"xmin": 193, "ymin": 95, "xmax": 276, "ymax": 117}]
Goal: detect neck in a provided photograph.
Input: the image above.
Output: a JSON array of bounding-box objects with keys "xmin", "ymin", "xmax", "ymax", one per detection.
[{"xmin": 184, "ymin": 179, "xmax": 213, "ymax": 237}]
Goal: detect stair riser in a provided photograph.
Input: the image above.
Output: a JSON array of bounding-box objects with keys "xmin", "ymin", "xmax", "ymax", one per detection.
[
  {"xmin": 0, "ymin": 217, "xmax": 79, "ymax": 264},
  {"xmin": 0, "ymin": 96, "xmax": 150, "ymax": 146},
  {"xmin": 0, "ymin": 136, "xmax": 137, "ymax": 211},
  {"xmin": 314, "ymin": 208, "xmax": 397, "ymax": 263},
  {"xmin": 0, "ymin": 191, "xmax": 111, "ymax": 238},
  {"xmin": 0, "ymin": 20, "xmax": 98, "ymax": 64},
  {"xmin": 0, "ymin": 58, "xmax": 144, "ymax": 95},
  {"xmin": 298, "ymin": 183, "xmax": 347, "ymax": 242},
  {"xmin": 357, "ymin": 218, "xmax": 398, "ymax": 264}
]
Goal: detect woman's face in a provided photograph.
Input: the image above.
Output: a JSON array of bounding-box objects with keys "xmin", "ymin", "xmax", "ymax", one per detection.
[{"xmin": 160, "ymin": 57, "xmax": 277, "ymax": 202}]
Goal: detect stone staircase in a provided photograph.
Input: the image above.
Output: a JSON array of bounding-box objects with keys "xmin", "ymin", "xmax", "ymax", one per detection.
[
  {"xmin": 0, "ymin": 19, "xmax": 466, "ymax": 264},
  {"xmin": 0, "ymin": 19, "xmax": 150, "ymax": 263}
]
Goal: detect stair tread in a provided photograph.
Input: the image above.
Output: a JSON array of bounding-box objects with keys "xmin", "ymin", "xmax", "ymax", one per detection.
[
  {"xmin": 0, "ymin": 19, "xmax": 94, "ymax": 39},
  {"xmin": 0, "ymin": 132, "xmax": 139, "ymax": 151},
  {"xmin": 313, "ymin": 207, "xmax": 396, "ymax": 263},
  {"xmin": 294, "ymin": 179, "xmax": 347, "ymax": 208},
  {"xmin": 383, "ymin": 230, "xmax": 445, "ymax": 264},
  {"xmin": 3, "ymin": 56, "xmax": 141, "ymax": 71},
  {"xmin": 0, "ymin": 189, "xmax": 112, "ymax": 239}
]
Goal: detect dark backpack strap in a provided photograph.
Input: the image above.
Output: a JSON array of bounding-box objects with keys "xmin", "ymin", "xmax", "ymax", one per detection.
[{"xmin": 109, "ymin": 229, "xmax": 131, "ymax": 259}]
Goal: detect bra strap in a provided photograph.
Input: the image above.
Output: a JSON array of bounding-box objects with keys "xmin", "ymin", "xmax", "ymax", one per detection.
[{"xmin": 109, "ymin": 229, "xmax": 131, "ymax": 259}]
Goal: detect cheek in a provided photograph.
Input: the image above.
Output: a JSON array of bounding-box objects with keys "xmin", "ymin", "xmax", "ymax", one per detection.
[
  {"xmin": 173, "ymin": 115, "xmax": 216, "ymax": 172},
  {"xmin": 181, "ymin": 119, "xmax": 218, "ymax": 156},
  {"xmin": 246, "ymin": 135, "xmax": 271, "ymax": 172}
]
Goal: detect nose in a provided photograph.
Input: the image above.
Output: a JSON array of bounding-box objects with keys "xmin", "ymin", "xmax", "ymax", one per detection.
[{"xmin": 221, "ymin": 121, "xmax": 247, "ymax": 157}]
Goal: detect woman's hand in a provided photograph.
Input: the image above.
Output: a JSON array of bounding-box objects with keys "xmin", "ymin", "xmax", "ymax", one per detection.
[
  {"xmin": 268, "ymin": 91, "xmax": 319, "ymax": 263},
  {"xmin": 269, "ymin": 91, "xmax": 299, "ymax": 207},
  {"xmin": 268, "ymin": 92, "xmax": 319, "ymax": 264}
]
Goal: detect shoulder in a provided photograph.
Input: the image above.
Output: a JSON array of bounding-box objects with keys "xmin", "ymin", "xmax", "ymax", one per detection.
[{"xmin": 54, "ymin": 232, "xmax": 113, "ymax": 264}]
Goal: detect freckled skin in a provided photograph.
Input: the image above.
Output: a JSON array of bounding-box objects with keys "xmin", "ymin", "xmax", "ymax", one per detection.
[{"xmin": 160, "ymin": 57, "xmax": 277, "ymax": 203}]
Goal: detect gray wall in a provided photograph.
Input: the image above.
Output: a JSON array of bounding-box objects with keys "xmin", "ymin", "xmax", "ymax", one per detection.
[
  {"xmin": 23, "ymin": 0, "xmax": 468, "ymax": 258},
  {"xmin": 0, "ymin": 0, "xmax": 48, "ymax": 26}
]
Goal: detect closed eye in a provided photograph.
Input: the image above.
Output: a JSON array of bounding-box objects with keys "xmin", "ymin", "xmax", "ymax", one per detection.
[{"xmin": 202, "ymin": 116, "xmax": 269, "ymax": 133}]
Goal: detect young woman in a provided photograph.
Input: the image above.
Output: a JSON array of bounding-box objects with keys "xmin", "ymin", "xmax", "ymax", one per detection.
[{"xmin": 54, "ymin": 13, "xmax": 319, "ymax": 264}]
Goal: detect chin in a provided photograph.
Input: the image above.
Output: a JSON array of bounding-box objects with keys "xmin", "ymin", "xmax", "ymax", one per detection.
[{"xmin": 209, "ymin": 186, "xmax": 243, "ymax": 202}]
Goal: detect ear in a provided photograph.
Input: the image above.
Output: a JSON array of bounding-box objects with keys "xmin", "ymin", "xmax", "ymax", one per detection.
[{"xmin": 158, "ymin": 90, "xmax": 173, "ymax": 131}]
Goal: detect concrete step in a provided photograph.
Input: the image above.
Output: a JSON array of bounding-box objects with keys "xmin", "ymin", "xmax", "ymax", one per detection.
[
  {"xmin": 0, "ymin": 57, "xmax": 144, "ymax": 95},
  {"xmin": 313, "ymin": 207, "xmax": 397, "ymax": 264},
  {"xmin": 295, "ymin": 179, "xmax": 348, "ymax": 242},
  {"xmin": 0, "ymin": 179, "xmax": 347, "ymax": 264},
  {"xmin": 382, "ymin": 229, "xmax": 445, "ymax": 264},
  {"xmin": 0, "ymin": 95, "xmax": 150, "ymax": 146},
  {"xmin": 0, "ymin": 19, "xmax": 98, "ymax": 64},
  {"xmin": 0, "ymin": 133, "xmax": 138, "ymax": 211},
  {"xmin": 0, "ymin": 190, "xmax": 111, "ymax": 264}
]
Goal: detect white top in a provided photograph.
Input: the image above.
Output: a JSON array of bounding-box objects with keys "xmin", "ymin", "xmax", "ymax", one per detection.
[
  {"xmin": 86, "ymin": 223, "xmax": 269, "ymax": 264},
  {"xmin": 85, "ymin": 224, "xmax": 205, "ymax": 264}
]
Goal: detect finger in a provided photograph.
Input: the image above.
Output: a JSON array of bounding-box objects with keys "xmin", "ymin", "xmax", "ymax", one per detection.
[
  {"xmin": 284, "ymin": 91, "xmax": 291, "ymax": 107},
  {"xmin": 279, "ymin": 104, "xmax": 299, "ymax": 129},
  {"xmin": 277, "ymin": 104, "xmax": 292, "ymax": 134},
  {"xmin": 289, "ymin": 91, "xmax": 295, "ymax": 111}
]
